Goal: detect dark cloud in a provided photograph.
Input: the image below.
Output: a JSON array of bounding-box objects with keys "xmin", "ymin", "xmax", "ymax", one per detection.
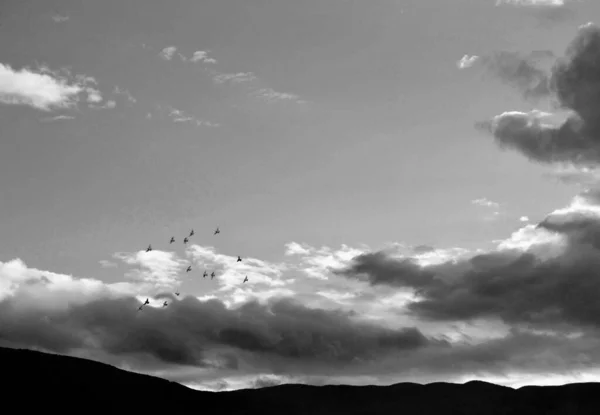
[
  {"xmin": 478, "ymin": 23, "xmax": 600, "ymax": 166},
  {"xmin": 0, "ymin": 294, "xmax": 433, "ymax": 370},
  {"xmin": 478, "ymin": 50, "xmax": 554, "ymax": 101},
  {"xmin": 338, "ymin": 200, "xmax": 600, "ymax": 331}
]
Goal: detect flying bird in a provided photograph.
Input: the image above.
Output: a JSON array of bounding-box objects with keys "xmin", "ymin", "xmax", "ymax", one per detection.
[
  {"xmin": 175, "ymin": 292, "xmax": 180, "ymax": 296},
  {"xmin": 243, "ymin": 275, "xmax": 248, "ymax": 283},
  {"xmin": 237, "ymin": 256, "xmax": 242, "ymax": 262},
  {"xmin": 184, "ymin": 237, "xmax": 189, "ymax": 244},
  {"xmin": 189, "ymin": 229, "xmax": 194, "ymax": 237},
  {"xmin": 211, "ymin": 271, "xmax": 216, "ymax": 278},
  {"xmin": 138, "ymin": 305, "xmax": 143, "ymax": 311},
  {"xmin": 146, "ymin": 244, "xmax": 152, "ymax": 252},
  {"xmin": 186, "ymin": 265, "xmax": 192, "ymax": 272},
  {"xmin": 214, "ymin": 227, "xmax": 220, "ymax": 235},
  {"xmin": 203, "ymin": 270, "xmax": 208, "ymax": 278},
  {"xmin": 170, "ymin": 237, "xmax": 175, "ymax": 244},
  {"xmin": 163, "ymin": 301, "xmax": 168, "ymax": 307},
  {"xmin": 144, "ymin": 298, "xmax": 150, "ymax": 305}
]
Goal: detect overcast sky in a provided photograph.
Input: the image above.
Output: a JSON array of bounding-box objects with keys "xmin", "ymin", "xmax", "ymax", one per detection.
[{"xmin": 2, "ymin": 0, "xmax": 600, "ymax": 391}]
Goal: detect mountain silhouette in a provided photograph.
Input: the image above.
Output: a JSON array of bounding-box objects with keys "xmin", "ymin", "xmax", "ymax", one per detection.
[{"xmin": 1, "ymin": 346, "xmax": 598, "ymax": 414}]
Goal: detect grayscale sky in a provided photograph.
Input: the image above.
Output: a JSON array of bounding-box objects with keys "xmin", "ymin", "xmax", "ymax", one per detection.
[{"xmin": 2, "ymin": 0, "xmax": 600, "ymax": 391}]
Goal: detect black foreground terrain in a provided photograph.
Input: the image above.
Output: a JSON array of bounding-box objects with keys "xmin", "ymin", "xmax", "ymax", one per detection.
[{"xmin": 1, "ymin": 346, "xmax": 598, "ymax": 414}]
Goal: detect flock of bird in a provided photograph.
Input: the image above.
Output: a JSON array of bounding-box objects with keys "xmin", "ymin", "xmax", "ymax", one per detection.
[{"xmin": 137, "ymin": 226, "xmax": 249, "ymax": 311}]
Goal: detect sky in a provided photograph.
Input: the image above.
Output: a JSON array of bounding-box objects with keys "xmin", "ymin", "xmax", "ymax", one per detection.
[{"xmin": 2, "ymin": 0, "xmax": 600, "ymax": 391}]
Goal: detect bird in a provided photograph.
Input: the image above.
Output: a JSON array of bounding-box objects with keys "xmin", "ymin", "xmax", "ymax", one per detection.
[
  {"xmin": 203, "ymin": 270, "xmax": 208, "ymax": 278},
  {"xmin": 211, "ymin": 271, "xmax": 216, "ymax": 278},
  {"xmin": 163, "ymin": 301, "xmax": 168, "ymax": 307},
  {"xmin": 184, "ymin": 237, "xmax": 189, "ymax": 244},
  {"xmin": 214, "ymin": 227, "xmax": 220, "ymax": 235},
  {"xmin": 243, "ymin": 275, "xmax": 248, "ymax": 283},
  {"xmin": 170, "ymin": 236, "xmax": 175, "ymax": 244},
  {"xmin": 186, "ymin": 265, "xmax": 192, "ymax": 272},
  {"xmin": 144, "ymin": 298, "xmax": 150, "ymax": 305},
  {"xmin": 146, "ymin": 244, "xmax": 152, "ymax": 252},
  {"xmin": 189, "ymin": 229, "xmax": 194, "ymax": 237},
  {"xmin": 237, "ymin": 256, "xmax": 242, "ymax": 262},
  {"xmin": 138, "ymin": 305, "xmax": 143, "ymax": 311},
  {"xmin": 175, "ymin": 292, "xmax": 180, "ymax": 296}
]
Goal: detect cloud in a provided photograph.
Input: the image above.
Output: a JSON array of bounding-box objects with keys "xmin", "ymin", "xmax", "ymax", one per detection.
[
  {"xmin": 457, "ymin": 55, "xmax": 480, "ymax": 69},
  {"xmin": 0, "ymin": 256, "xmax": 436, "ymax": 371},
  {"xmin": 496, "ymin": 0, "xmax": 565, "ymax": 6},
  {"xmin": 113, "ymin": 86, "xmax": 136, "ymax": 103},
  {"xmin": 0, "ymin": 63, "xmax": 87, "ymax": 111},
  {"xmin": 40, "ymin": 115, "xmax": 75, "ymax": 122},
  {"xmin": 159, "ymin": 46, "xmax": 177, "ymax": 61},
  {"xmin": 336, "ymin": 189, "xmax": 600, "ymax": 337},
  {"xmin": 460, "ymin": 50, "xmax": 554, "ymax": 101},
  {"xmin": 520, "ymin": 216, "xmax": 530, "ymax": 222},
  {"xmin": 166, "ymin": 106, "xmax": 220, "ymax": 128},
  {"xmin": 213, "ymin": 72, "xmax": 257, "ymax": 85},
  {"xmin": 477, "ymin": 23, "xmax": 600, "ymax": 167},
  {"xmin": 251, "ymin": 88, "xmax": 306, "ymax": 104},
  {"xmin": 90, "ymin": 100, "xmax": 116, "ymax": 110},
  {"xmin": 51, "ymin": 14, "xmax": 69, "ymax": 23},
  {"xmin": 472, "ymin": 198, "xmax": 500, "ymax": 209},
  {"xmin": 112, "ymin": 249, "xmax": 188, "ymax": 290},
  {"xmin": 190, "ymin": 51, "xmax": 217, "ymax": 64},
  {"xmin": 99, "ymin": 260, "xmax": 118, "ymax": 269}
]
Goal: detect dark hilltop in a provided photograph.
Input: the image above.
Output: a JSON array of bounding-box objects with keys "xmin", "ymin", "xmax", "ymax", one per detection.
[{"xmin": 1, "ymin": 346, "xmax": 598, "ymax": 414}]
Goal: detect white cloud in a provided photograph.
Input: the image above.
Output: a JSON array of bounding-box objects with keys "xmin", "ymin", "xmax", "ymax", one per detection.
[
  {"xmin": 159, "ymin": 46, "xmax": 177, "ymax": 61},
  {"xmin": 86, "ymin": 88, "xmax": 103, "ymax": 103},
  {"xmin": 90, "ymin": 100, "xmax": 116, "ymax": 110},
  {"xmin": 287, "ymin": 243, "xmax": 366, "ymax": 280},
  {"xmin": 284, "ymin": 242, "xmax": 312, "ymax": 256},
  {"xmin": 457, "ymin": 55, "xmax": 480, "ymax": 69},
  {"xmin": 113, "ymin": 86, "xmax": 136, "ymax": 103},
  {"xmin": 98, "ymin": 260, "xmax": 117, "ymax": 268},
  {"xmin": 496, "ymin": 0, "xmax": 564, "ymax": 6},
  {"xmin": 186, "ymin": 245, "xmax": 288, "ymax": 293},
  {"xmin": 520, "ymin": 216, "xmax": 530, "ymax": 222},
  {"xmin": 190, "ymin": 51, "xmax": 217, "ymax": 64},
  {"xmin": 51, "ymin": 14, "xmax": 70, "ymax": 23},
  {"xmin": 213, "ymin": 72, "xmax": 257, "ymax": 84},
  {"xmin": 472, "ymin": 198, "xmax": 500, "ymax": 208},
  {"xmin": 113, "ymin": 250, "xmax": 188, "ymax": 290},
  {"xmin": 0, "ymin": 258, "xmax": 137, "ymax": 307},
  {"xmin": 0, "ymin": 63, "xmax": 84, "ymax": 111},
  {"xmin": 40, "ymin": 115, "xmax": 75, "ymax": 122},
  {"xmin": 251, "ymin": 88, "xmax": 304, "ymax": 104},
  {"xmin": 166, "ymin": 106, "xmax": 219, "ymax": 127}
]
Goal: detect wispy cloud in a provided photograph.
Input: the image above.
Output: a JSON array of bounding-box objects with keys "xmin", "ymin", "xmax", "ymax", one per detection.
[
  {"xmin": 251, "ymin": 88, "xmax": 306, "ymax": 104},
  {"xmin": 40, "ymin": 115, "xmax": 75, "ymax": 122},
  {"xmin": 166, "ymin": 106, "xmax": 220, "ymax": 127},
  {"xmin": 159, "ymin": 46, "xmax": 178, "ymax": 61},
  {"xmin": 113, "ymin": 86, "xmax": 136, "ymax": 103},
  {"xmin": 0, "ymin": 63, "xmax": 87, "ymax": 111},
  {"xmin": 496, "ymin": 0, "xmax": 565, "ymax": 6},
  {"xmin": 472, "ymin": 198, "xmax": 500, "ymax": 209},
  {"xmin": 51, "ymin": 14, "xmax": 70, "ymax": 23},
  {"xmin": 90, "ymin": 100, "xmax": 116, "ymax": 110},
  {"xmin": 213, "ymin": 72, "xmax": 257, "ymax": 85},
  {"xmin": 190, "ymin": 51, "xmax": 217, "ymax": 64}
]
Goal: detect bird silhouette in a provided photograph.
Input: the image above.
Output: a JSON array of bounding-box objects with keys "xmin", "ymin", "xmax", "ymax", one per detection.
[
  {"xmin": 146, "ymin": 244, "xmax": 152, "ymax": 252},
  {"xmin": 211, "ymin": 271, "xmax": 216, "ymax": 278},
  {"xmin": 203, "ymin": 270, "xmax": 208, "ymax": 278},
  {"xmin": 243, "ymin": 275, "xmax": 248, "ymax": 283},
  {"xmin": 214, "ymin": 227, "xmax": 220, "ymax": 235},
  {"xmin": 184, "ymin": 237, "xmax": 189, "ymax": 244},
  {"xmin": 144, "ymin": 298, "xmax": 150, "ymax": 305},
  {"xmin": 175, "ymin": 292, "xmax": 180, "ymax": 296},
  {"xmin": 170, "ymin": 237, "xmax": 175, "ymax": 244},
  {"xmin": 189, "ymin": 229, "xmax": 194, "ymax": 237},
  {"xmin": 138, "ymin": 305, "xmax": 143, "ymax": 311},
  {"xmin": 186, "ymin": 265, "xmax": 192, "ymax": 272},
  {"xmin": 237, "ymin": 256, "xmax": 242, "ymax": 262},
  {"xmin": 163, "ymin": 301, "xmax": 168, "ymax": 307}
]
